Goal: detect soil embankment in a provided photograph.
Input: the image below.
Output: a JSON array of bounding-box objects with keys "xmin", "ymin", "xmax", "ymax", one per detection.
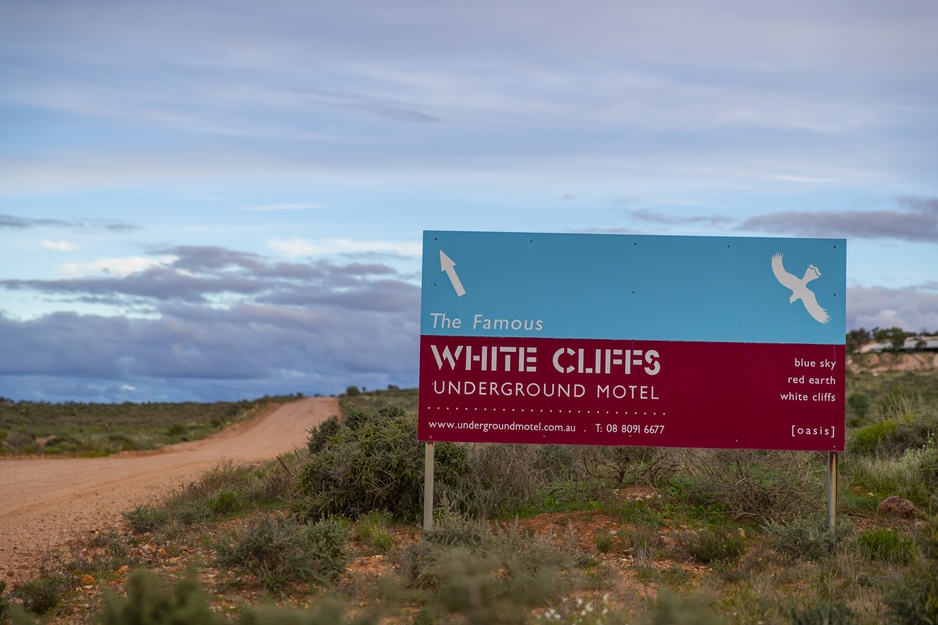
[
  {"xmin": 0, "ymin": 397, "xmax": 336, "ymax": 577},
  {"xmin": 847, "ymin": 351, "xmax": 938, "ymax": 374}
]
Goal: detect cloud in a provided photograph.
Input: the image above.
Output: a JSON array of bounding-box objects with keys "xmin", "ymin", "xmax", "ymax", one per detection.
[
  {"xmin": 63, "ymin": 256, "xmax": 175, "ymax": 277},
  {"xmin": 847, "ymin": 282, "xmax": 938, "ymax": 332},
  {"xmin": 277, "ymin": 87, "xmax": 441, "ymax": 124},
  {"xmin": 235, "ymin": 203, "xmax": 321, "ymax": 212},
  {"xmin": 0, "ymin": 245, "xmax": 421, "ymax": 400},
  {"xmin": 2, "ymin": 215, "xmax": 72, "ymax": 229},
  {"xmin": 624, "ymin": 208, "xmax": 735, "ymax": 228},
  {"xmin": 740, "ymin": 197, "xmax": 938, "ymax": 242},
  {"xmin": 2, "ymin": 246, "xmax": 413, "ymax": 309},
  {"xmin": 0, "ymin": 213, "xmax": 139, "ymax": 233},
  {"xmin": 43, "ymin": 240, "xmax": 75, "ymax": 252},
  {"xmin": 269, "ymin": 237, "xmax": 422, "ymax": 257}
]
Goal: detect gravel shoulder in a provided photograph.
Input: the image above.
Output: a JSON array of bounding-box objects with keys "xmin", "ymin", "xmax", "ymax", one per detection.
[{"xmin": 0, "ymin": 396, "xmax": 336, "ymax": 577}]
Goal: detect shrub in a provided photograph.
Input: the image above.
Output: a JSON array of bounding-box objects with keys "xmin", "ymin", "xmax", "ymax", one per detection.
[
  {"xmin": 846, "ymin": 449, "xmax": 937, "ymax": 508},
  {"xmin": 766, "ymin": 516, "xmax": 853, "ymax": 562},
  {"xmin": 123, "ymin": 503, "xmax": 173, "ymax": 533},
  {"xmin": 594, "ymin": 529, "xmax": 615, "ymax": 553},
  {"xmin": 432, "ymin": 548, "xmax": 554, "ymax": 625},
  {"xmin": 165, "ymin": 423, "xmax": 187, "ymax": 437},
  {"xmin": 846, "ymin": 391, "xmax": 871, "ymax": 423},
  {"xmin": 307, "ymin": 414, "xmax": 341, "ymax": 453},
  {"xmin": 356, "ymin": 510, "xmax": 396, "ymax": 555},
  {"xmin": 578, "ymin": 445, "xmax": 680, "ymax": 488},
  {"xmin": 787, "ymin": 600, "xmax": 853, "ymax": 625},
  {"xmin": 851, "ymin": 419, "xmax": 899, "ymax": 455},
  {"xmin": 0, "ymin": 581, "xmax": 8, "ymax": 620},
  {"xmin": 682, "ymin": 449, "xmax": 823, "ymax": 523},
  {"xmin": 681, "ymin": 527, "xmax": 747, "ymax": 564},
  {"xmin": 401, "ymin": 511, "xmax": 570, "ymax": 597},
  {"xmin": 64, "ymin": 528, "xmax": 136, "ymax": 577},
  {"xmin": 215, "ymin": 514, "xmax": 350, "ymax": 595},
  {"xmin": 235, "ymin": 598, "xmax": 379, "ymax": 625},
  {"xmin": 624, "ymin": 523, "xmax": 660, "ymax": 566},
  {"xmin": 97, "ymin": 569, "xmax": 376, "ymax": 625},
  {"xmin": 124, "ymin": 460, "xmax": 294, "ymax": 537},
  {"xmin": 15, "ymin": 570, "xmax": 69, "ymax": 616},
  {"xmin": 208, "ymin": 489, "xmax": 242, "ymax": 516},
  {"xmin": 885, "ymin": 514, "xmax": 938, "ymax": 624},
  {"xmin": 296, "ymin": 409, "xmax": 468, "ymax": 521},
  {"xmin": 2, "ymin": 430, "xmax": 36, "ymax": 454},
  {"xmin": 99, "ymin": 569, "xmax": 218, "ymax": 625},
  {"xmin": 640, "ymin": 589, "xmax": 724, "ymax": 625},
  {"xmin": 858, "ymin": 527, "xmax": 913, "ymax": 564},
  {"xmin": 400, "ymin": 513, "xmax": 567, "ymax": 624},
  {"xmin": 853, "ymin": 395, "xmax": 938, "ymax": 457},
  {"xmin": 344, "ymin": 402, "xmax": 406, "ymax": 431},
  {"xmin": 440, "ymin": 443, "xmax": 577, "ymax": 518}
]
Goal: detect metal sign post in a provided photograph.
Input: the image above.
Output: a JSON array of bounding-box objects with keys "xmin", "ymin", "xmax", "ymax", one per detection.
[
  {"xmin": 423, "ymin": 441, "xmax": 435, "ymax": 530},
  {"xmin": 827, "ymin": 451, "xmax": 839, "ymax": 536}
]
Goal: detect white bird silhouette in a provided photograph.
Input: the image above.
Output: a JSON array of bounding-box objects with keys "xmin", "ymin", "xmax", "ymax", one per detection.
[{"xmin": 771, "ymin": 252, "xmax": 830, "ymax": 324}]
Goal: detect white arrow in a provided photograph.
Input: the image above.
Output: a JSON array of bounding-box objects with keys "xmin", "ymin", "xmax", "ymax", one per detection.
[{"xmin": 439, "ymin": 250, "xmax": 466, "ymax": 297}]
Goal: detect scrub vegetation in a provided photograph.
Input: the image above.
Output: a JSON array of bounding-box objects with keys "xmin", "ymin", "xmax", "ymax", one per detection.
[
  {"xmin": 0, "ymin": 395, "xmax": 304, "ymax": 456},
  {"xmin": 2, "ymin": 371, "xmax": 937, "ymax": 624}
]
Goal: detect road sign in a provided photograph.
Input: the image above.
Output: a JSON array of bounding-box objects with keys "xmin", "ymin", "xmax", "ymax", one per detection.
[{"xmin": 418, "ymin": 231, "xmax": 846, "ymax": 451}]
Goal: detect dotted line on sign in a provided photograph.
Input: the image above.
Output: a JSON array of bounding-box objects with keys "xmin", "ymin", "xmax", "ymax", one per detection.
[{"xmin": 424, "ymin": 406, "xmax": 667, "ymax": 417}]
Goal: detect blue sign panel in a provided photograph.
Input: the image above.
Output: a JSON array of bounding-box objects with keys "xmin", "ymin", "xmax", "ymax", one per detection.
[{"xmin": 422, "ymin": 231, "xmax": 846, "ymax": 344}]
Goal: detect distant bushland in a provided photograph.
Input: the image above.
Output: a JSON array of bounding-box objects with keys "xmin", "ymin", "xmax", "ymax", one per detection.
[{"xmin": 0, "ymin": 395, "xmax": 300, "ymax": 457}]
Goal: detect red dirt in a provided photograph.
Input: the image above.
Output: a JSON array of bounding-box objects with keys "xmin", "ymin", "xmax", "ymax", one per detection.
[{"xmin": 0, "ymin": 397, "xmax": 337, "ymax": 578}]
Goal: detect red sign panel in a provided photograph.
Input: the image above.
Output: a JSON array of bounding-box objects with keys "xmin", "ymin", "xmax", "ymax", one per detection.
[
  {"xmin": 418, "ymin": 335, "xmax": 845, "ymax": 451},
  {"xmin": 419, "ymin": 231, "xmax": 846, "ymax": 451}
]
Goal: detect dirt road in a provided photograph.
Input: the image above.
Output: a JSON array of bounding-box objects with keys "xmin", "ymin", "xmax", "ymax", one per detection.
[{"xmin": 0, "ymin": 397, "xmax": 337, "ymax": 576}]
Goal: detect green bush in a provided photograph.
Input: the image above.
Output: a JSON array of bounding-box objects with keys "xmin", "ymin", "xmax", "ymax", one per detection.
[
  {"xmin": 97, "ymin": 569, "xmax": 377, "ymax": 625},
  {"xmin": 858, "ymin": 527, "xmax": 913, "ymax": 564},
  {"xmin": 432, "ymin": 548, "xmax": 554, "ymax": 625},
  {"xmin": 235, "ymin": 598, "xmax": 379, "ymax": 625},
  {"xmin": 681, "ymin": 527, "xmax": 747, "ymax": 564},
  {"xmin": 208, "ymin": 489, "xmax": 242, "ymax": 516},
  {"xmin": 440, "ymin": 443, "xmax": 577, "ymax": 518},
  {"xmin": 578, "ymin": 445, "xmax": 680, "ymax": 488},
  {"xmin": 356, "ymin": 510, "xmax": 396, "ymax": 555},
  {"xmin": 123, "ymin": 503, "xmax": 174, "ymax": 533},
  {"xmin": 885, "ymin": 514, "xmax": 938, "ymax": 624},
  {"xmin": 846, "ymin": 391, "xmax": 871, "ymax": 423},
  {"xmin": 594, "ymin": 529, "xmax": 615, "ymax": 553},
  {"xmin": 14, "ymin": 570, "xmax": 69, "ymax": 616},
  {"xmin": 215, "ymin": 514, "xmax": 350, "ymax": 595},
  {"xmin": 123, "ymin": 460, "xmax": 294, "ymax": 536},
  {"xmin": 166, "ymin": 423, "xmax": 187, "ymax": 437},
  {"xmin": 401, "ymin": 511, "xmax": 570, "ymax": 594},
  {"xmin": 766, "ymin": 516, "xmax": 854, "ymax": 561},
  {"xmin": 846, "ymin": 446, "xmax": 938, "ymax": 508},
  {"xmin": 787, "ymin": 600, "xmax": 853, "ymax": 625},
  {"xmin": 682, "ymin": 449, "xmax": 823, "ymax": 523},
  {"xmin": 65, "ymin": 528, "xmax": 137, "ymax": 578},
  {"xmin": 0, "ymin": 580, "xmax": 9, "ymax": 620},
  {"xmin": 296, "ymin": 409, "xmax": 468, "ymax": 521},
  {"xmin": 307, "ymin": 414, "xmax": 341, "ymax": 453},
  {"xmin": 640, "ymin": 589, "xmax": 725, "ymax": 625},
  {"xmin": 99, "ymin": 570, "xmax": 218, "ymax": 625},
  {"xmin": 400, "ymin": 513, "xmax": 568, "ymax": 624},
  {"xmin": 851, "ymin": 419, "xmax": 899, "ymax": 455},
  {"xmin": 852, "ymin": 395, "xmax": 938, "ymax": 457}
]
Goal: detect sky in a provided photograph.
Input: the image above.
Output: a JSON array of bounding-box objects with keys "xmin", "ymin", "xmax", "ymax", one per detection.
[{"xmin": 1, "ymin": 0, "xmax": 937, "ymax": 403}]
